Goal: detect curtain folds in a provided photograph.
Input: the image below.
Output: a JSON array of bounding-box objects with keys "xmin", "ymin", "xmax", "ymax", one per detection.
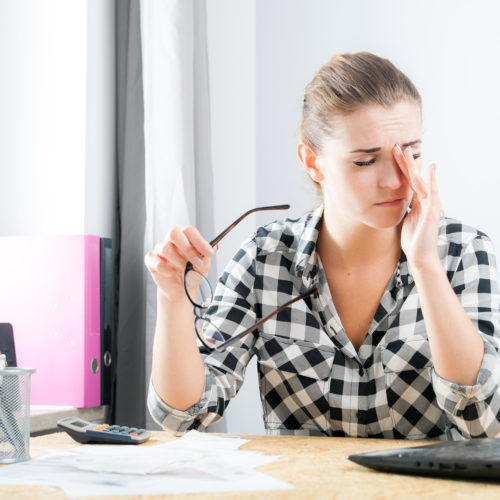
[
  {"xmin": 115, "ymin": 0, "xmax": 146, "ymax": 427},
  {"xmin": 115, "ymin": 0, "xmax": 217, "ymax": 428},
  {"xmin": 140, "ymin": 0, "xmax": 217, "ymax": 429}
]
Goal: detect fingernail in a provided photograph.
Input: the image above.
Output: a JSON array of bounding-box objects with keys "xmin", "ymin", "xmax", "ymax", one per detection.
[{"xmin": 394, "ymin": 144, "xmax": 402, "ymax": 153}]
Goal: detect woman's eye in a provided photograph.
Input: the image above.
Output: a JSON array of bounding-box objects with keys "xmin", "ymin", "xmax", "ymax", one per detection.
[
  {"xmin": 353, "ymin": 158, "xmax": 376, "ymax": 167},
  {"xmin": 354, "ymin": 153, "xmax": 421, "ymax": 167}
]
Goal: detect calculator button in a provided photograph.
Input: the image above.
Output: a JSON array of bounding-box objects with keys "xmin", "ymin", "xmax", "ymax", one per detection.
[
  {"xmin": 128, "ymin": 428, "xmax": 138, "ymax": 433},
  {"xmin": 129, "ymin": 433, "xmax": 138, "ymax": 437},
  {"xmin": 137, "ymin": 429, "xmax": 146, "ymax": 434},
  {"xmin": 93, "ymin": 424, "xmax": 109, "ymax": 431}
]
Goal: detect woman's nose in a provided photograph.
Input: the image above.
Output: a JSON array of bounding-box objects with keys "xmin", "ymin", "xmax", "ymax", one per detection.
[{"xmin": 379, "ymin": 159, "xmax": 404, "ymax": 190}]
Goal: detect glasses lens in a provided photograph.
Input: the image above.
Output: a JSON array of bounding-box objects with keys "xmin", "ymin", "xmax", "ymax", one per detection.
[
  {"xmin": 195, "ymin": 318, "xmax": 226, "ymax": 349},
  {"xmin": 185, "ymin": 269, "xmax": 212, "ymax": 308}
]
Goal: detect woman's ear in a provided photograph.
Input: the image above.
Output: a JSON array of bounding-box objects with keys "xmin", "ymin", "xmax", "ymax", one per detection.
[{"xmin": 297, "ymin": 142, "xmax": 324, "ymax": 182}]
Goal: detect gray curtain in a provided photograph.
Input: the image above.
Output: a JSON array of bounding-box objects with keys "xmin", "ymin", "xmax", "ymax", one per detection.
[
  {"xmin": 114, "ymin": 0, "xmax": 219, "ymax": 430},
  {"xmin": 114, "ymin": 0, "xmax": 146, "ymax": 427},
  {"xmin": 140, "ymin": 0, "xmax": 220, "ymax": 430}
]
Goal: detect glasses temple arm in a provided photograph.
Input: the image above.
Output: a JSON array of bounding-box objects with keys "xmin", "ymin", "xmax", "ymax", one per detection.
[
  {"xmin": 209, "ymin": 204, "xmax": 290, "ymax": 247},
  {"xmin": 217, "ymin": 287, "xmax": 318, "ymax": 351}
]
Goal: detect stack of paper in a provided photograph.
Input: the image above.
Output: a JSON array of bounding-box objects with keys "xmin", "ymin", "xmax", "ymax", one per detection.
[{"xmin": 0, "ymin": 431, "xmax": 294, "ymax": 497}]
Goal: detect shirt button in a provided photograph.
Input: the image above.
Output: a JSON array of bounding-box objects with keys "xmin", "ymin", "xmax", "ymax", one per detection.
[
  {"xmin": 356, "ymin": 410, "xmax": 365, "ymax": 423},
  {"xmin": 358, "ymin": 367, "xmax": 364, "ymax": 376}
]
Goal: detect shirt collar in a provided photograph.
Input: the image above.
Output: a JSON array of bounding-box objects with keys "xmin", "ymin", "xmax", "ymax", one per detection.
[
  {"xmin": 396, "ymin": 250, "xmax": 414, "ymax": 288},
  {"xmin": 292, "ymin": 204, "xmax": 414, "ymax": 290},
  {"xmin": 292, "ymin": 205, "xmax": 323, "ymax": 286}
]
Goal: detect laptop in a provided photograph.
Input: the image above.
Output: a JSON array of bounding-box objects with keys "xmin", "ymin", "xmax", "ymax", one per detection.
[{"xmin": 347, "ymin": 438, "xmax": 500, "ymax": 480}]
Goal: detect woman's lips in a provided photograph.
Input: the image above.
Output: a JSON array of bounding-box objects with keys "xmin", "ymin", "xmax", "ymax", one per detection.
[{"xmin": 375, "ymin": 198, "xmax": 404, "ymax": 207}]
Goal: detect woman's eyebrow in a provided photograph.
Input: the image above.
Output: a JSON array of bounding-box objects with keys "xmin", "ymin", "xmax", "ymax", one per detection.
[{"xmin": 349, "ymin": 139, "xmax": 422, "ymax": 154}]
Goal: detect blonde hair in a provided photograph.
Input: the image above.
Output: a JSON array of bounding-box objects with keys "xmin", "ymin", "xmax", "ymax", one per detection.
[{"xmin": 299, "ymin": 52, "xmax": 422, "ymax": 152}]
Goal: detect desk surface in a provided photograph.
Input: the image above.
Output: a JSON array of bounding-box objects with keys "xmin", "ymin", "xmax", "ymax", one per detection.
[
  {"xmin": 3, "ymin": 431, "xmax": 500, "ymax": 499},
  {"xmin": 30, "ymin": 406, "xmax": 107, "ymax": 435}
]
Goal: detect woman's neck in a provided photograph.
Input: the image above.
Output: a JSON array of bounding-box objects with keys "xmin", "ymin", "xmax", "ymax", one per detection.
[{"xmin": 317, "ymin": 207, "xmax": 402, "ymax": 270}]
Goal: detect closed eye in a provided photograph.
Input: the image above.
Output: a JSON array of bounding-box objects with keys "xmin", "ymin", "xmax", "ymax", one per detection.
[
  {"xmin": 353, "ymin": 158, "xmax": 376, "ymax": 167},
  {"xmin": 353, "ymin": 153, "xmax": 421, "ymax": 167}
]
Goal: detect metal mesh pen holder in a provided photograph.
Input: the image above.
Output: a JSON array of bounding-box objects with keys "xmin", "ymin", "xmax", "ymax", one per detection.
[{"xmin": 0, "ymin": 366, "xmax": 35, "ymax": 463}]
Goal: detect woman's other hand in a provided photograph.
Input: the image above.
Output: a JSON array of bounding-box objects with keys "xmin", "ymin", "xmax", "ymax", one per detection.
[
  {"xmin": 393, "ymin": 144, "xmax": 442, "ymax": 271},
  {"xmin": 144, "ymin": 226, "xmax": 216, "ymax": 302}
]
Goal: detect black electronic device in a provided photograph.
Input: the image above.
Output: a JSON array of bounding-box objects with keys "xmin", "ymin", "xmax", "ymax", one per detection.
[
  {"xmin": 57, "ymin": 417, "xmax": 150, "ymax": 445},
  {"xmin": 0, "ymin": 323, "xmax": 16, "ymax": 367},
  {"xmin": 347, "ymin": 437, "xmax": 500, "ymax": 480}
]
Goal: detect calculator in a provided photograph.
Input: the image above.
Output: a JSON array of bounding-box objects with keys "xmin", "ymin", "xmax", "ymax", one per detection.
[{"xmin": 57, "ymin": 417, "xmax": 151, "ymax": 444}]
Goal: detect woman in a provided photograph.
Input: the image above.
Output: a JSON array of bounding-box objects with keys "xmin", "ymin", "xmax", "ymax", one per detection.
[{"xmin": 145, "ymin": 52, "xmax": 500, "ymax": 439}]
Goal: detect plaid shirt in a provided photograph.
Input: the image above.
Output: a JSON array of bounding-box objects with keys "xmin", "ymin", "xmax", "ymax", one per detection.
[{"xmin": 148, "ymin": 206, "xmax": 500, "ymax": 439}]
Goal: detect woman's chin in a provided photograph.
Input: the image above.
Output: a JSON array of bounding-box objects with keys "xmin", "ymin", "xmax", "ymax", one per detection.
[{"xmin": 366, "ymin": 208, "xmax": 408, "ymax": 229}]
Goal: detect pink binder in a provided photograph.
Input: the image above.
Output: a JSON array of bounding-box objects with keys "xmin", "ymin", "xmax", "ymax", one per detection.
[{"xmin": 0, "ymin": 235, "xmax": 101, "ymax": 407}]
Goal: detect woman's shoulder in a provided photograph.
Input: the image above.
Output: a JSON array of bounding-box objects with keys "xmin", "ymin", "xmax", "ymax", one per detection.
[
  {"xmin": 438, "ymin": 215, "xmax": 494, "ymax": 252},
  {"xmin": 249, "ymin": 206, "xmax": 323, "ymax": 256}
]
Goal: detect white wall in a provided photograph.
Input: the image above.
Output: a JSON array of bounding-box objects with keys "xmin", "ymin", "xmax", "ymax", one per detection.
[
  {"xmin": 85, "ymin": 0, "xmax": 116, "ymax": 238},
  {"xmin": 255, "ymin": 0, "xmax": 500, "ymax": 244},
  {"xmin": 207, "ymin": 0, "xmax": 500, "ymax": 434},
  {"xmin": 207, "ymin": 0, "xmax": 264, "ymax": 434},
  {"xmin": 0, "ymin": 0, "xmax": 115, "ymax": 238}
]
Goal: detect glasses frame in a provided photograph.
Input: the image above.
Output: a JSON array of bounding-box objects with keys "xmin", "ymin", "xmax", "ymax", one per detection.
[
  {"xmin": 193, "ymin": 286, "xmax": 318, "ymax": 352},
  {"xmin": 183, "ymin": 204, "xmax": 318, "ymax": 352},
  {"xmin": 183, "ymin": 205, "xmax": 290, "ymax": 309}
]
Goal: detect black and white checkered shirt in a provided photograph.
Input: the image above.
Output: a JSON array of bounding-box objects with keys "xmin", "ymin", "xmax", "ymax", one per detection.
[{"xmin": 148, "ymin": 206, "xmax": 500, "ymax": 439}]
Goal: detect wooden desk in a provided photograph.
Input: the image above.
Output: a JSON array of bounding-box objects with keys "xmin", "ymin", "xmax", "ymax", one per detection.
[
  {"xmin": 2, "ymin": 431, "xmax": 500, "ymax": 499},
  {"xmin": 30, "ymin": 406, "xmax": 107, "ymax": 436}
]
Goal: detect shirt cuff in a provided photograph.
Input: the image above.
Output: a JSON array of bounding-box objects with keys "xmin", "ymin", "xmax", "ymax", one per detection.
[
  {"xmin": 432, "ymin": 341, "xmax": 500, "ymax": 415},
  {"xmin": 147, "ymin": 370, "xmax": 212, "ymax": 434}
]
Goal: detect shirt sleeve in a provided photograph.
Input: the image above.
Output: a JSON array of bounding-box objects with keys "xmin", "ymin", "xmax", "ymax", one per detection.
[
  {"xmin": 432, "ymin": 234, "xmax": 500, "ymax": 438},
  {"xmin": 147, "ymin": 237, "xmax": 260, "ymax": 433}
]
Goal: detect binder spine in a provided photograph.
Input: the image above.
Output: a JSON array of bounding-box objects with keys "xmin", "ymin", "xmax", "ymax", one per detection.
[{"xmin": 83, "ymin": 236, "xmax": 102, "ymax": 407}]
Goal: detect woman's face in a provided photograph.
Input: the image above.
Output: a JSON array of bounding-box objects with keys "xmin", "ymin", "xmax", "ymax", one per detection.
[{"xmin": 313, "ymin": 101, "xmax": 422, "ymax": 230}]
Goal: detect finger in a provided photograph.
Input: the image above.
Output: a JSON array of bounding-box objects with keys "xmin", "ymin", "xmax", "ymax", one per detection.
[
  {"xmin": 429, "ymin": 163, "xmax": 438, "ymax": 197},
  {"xmin": 144, "ymin": 252, "xmax": 177, "ymax": 276},
  {"xmin": 154, "ymin": 241, "xmax": 186, "ymax": 272},
  {"xmin": 166, "ymin": 227, "xmax": 204, "ymax": 270},
  {"xmin": 404, "ymin": 146, "xmax": 429, "ymax": 198},
  {"xmin": 195, "ymin": 253, "xmax": 212, "ymax": 275},
  {"xmin": 428, "ymin": 163, "xmax": 441, "ymax": 215},
  {"xmin": 405, "ymin": 160, "xmax": 420, "ymax": 196},
  {"xmin": 152, "ymin": 241, "xmax": 185, "ymax": 272},
  {"xmin": 393, "ymin": 144, "xmax": 415, "ymax": 190},
  {"xmin": 182, "ymin": 226, "xmax": 215, "ymax": 258},
  {"xmin": 410, "ymin": 193, "xmax": 420, "ymax": 211}
]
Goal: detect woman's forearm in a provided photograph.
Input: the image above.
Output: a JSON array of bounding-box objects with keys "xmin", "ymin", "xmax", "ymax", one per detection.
[
  {"xmin": 151, "ymin": 291, "xmax": 206, "ymax": 410},
  {"xmin": 412, "ymin": 257, "xmax": 485, "ymax": 386}
]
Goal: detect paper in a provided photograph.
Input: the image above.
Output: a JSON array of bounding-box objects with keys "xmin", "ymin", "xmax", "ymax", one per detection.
[{"xmin": 0, "ymin": 431, "xmax": 294, "ymax": 497}]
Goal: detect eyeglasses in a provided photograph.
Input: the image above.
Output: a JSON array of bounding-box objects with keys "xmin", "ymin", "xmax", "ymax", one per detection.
[{"xmin": 183, "ymin": 205, "xmax": 319, "ymax": 352}]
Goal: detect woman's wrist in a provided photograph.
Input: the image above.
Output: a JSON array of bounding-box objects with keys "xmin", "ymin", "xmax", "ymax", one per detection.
[
  {"xmin": 408, "ymin": 253, "xmax": 443, "ymax": 280},
  {"xmin": 157, "ymin": 288, "xmax": 191, "ymax": 309}
]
